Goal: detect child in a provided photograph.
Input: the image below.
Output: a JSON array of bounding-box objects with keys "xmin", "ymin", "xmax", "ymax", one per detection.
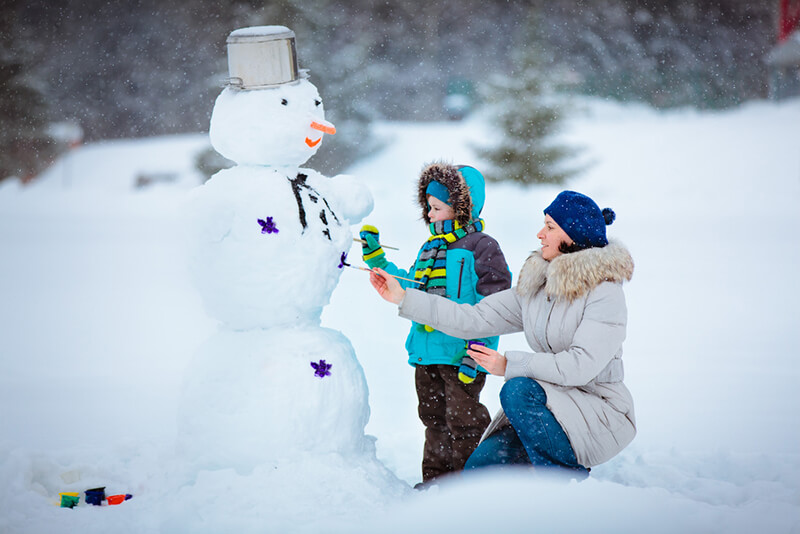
[{"xmin": 360, "ymin": 162, "xmax": 511, "ymax": 486}]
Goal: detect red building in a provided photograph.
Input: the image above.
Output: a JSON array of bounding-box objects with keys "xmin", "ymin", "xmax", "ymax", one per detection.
[{"xmin": 767, "ymin": 0, "xmax": 800, "ymax": 99}]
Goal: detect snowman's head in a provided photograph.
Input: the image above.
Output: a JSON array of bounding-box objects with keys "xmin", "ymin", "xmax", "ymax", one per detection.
[{"xmin": 209, "ymin": 79, "xmax": 334, "ymax": 167}]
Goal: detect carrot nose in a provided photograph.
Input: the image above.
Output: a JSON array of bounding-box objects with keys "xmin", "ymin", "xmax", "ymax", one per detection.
[{"xmin": 310, "ymin": 118, "xmax": 336, "ymax": 135}]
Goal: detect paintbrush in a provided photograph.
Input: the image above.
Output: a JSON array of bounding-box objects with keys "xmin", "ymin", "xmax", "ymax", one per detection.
[
  {"xmin": 352, "ymin": 238, "xmax": 399, "ymax": 250},
  {"xmin": 339, "ymin": 254, "xmax": 422, "ymax": 285}
]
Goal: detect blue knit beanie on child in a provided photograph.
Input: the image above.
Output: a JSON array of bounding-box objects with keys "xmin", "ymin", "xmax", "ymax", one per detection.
[
  {"xmin": 426, "ymin": 180, "xmax": 451, "ymax": 205},
  {"xmin": 544, "ymin": 190, "xmax": 615, "ymax": 249}
]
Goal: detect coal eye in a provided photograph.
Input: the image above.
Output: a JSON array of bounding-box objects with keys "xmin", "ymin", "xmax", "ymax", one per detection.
[
  {"xmin": 314, "ymin": 99, "xmax": 322, "ymax": 107},
  {"xmin": 281, "ymin": 98, "xmax": 288, "ymax": 106}
]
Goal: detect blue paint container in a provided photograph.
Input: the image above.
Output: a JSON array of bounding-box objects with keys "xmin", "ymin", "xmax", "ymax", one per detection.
[{"xmin": 84, "ymin": 487, "xmax": 106, "ymax": 506}]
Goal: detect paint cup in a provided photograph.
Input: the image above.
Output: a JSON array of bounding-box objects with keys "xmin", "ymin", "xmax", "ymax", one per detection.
[
  {"xmin": 106, "ymin": 494, "xmax": 132, "ymax": 505},
  {"xmin": 468, "ymin": 340, "xmax": 485, "ymax": 350},
  {"xmin": 59, "ymin": 492, "xmax": 80, "ymax": 508},
  {"xmin": 84, "ymin": 487, "xmax": 106, "ymax": 506}
]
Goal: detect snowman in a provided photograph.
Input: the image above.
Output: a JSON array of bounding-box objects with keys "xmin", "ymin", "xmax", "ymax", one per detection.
[{"xmin": 177, "ymin": 26, "xmax": 375, "ymax": 473}]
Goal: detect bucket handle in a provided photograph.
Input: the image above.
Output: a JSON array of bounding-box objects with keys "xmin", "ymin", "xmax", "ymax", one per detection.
[{"xmin": 226, "ymin": 77, "xmax": 244, "ymax": 88}]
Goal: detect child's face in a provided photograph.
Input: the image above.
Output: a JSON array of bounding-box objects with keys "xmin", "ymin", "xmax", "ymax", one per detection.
[{"xmin": 427, "ymin": 195, "xmax": 455, "ymax": 223}]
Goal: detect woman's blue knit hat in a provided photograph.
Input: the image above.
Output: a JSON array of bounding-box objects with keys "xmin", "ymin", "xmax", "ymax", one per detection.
[{"xmin": 544, "ymin": 190, "xmax": 615, "ymax": 248}]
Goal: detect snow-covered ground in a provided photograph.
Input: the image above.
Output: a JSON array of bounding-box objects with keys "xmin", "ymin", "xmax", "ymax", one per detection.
[{"xmin": 1, "ymin": 97, "xmax": 799, "ymax": 532}]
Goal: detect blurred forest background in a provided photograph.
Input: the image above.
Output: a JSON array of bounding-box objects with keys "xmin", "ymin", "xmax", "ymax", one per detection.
[{"xmin": 0, "ymin": 0, "xmax": 779, "ymax": 181}]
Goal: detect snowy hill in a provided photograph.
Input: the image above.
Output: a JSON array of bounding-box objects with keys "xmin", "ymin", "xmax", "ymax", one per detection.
[{"xmin": 1, "ymin": 97, "xmax": 799, "ymax": 533}]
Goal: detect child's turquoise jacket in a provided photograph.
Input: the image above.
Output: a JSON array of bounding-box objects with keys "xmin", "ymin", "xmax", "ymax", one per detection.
[
  {"xmin": 378, "ymin": 164, "xmax": 512, "ymax": 368},
  {"xmin": 383, "ymin": 231, "xmax": 511, "ymax": 367}
]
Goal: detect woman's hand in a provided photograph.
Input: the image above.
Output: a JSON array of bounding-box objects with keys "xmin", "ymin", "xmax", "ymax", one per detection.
[
  {"xmin": 369, "ymin": 267, "xmax": 406, "ymax": 305},
  {"xmin": 468, "ymin": 343, "xmax": 507, "ymax": 377}
]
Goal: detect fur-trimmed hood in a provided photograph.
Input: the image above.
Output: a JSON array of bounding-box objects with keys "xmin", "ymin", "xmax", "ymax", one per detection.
[
  {"xmin": 417, "ymin": 162, "xmax": 485, "ymax": 226},
  {"xmin": 516, "ymin": 241, "xmax": 634, "ymax": 301}
]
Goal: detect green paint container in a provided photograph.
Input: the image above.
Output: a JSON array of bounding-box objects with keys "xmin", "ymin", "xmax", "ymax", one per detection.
[{"xmin": 59, "ymin": 492, "xmax": 80, "ymax": 508}]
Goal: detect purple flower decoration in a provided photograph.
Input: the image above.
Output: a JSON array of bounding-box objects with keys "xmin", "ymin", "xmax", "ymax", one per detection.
[
  {"xmin": 310, "ymin": 359, "xmax": 332, "ymax": 378},
  {"xmin": 258, "ymin": 217, "xmax": 279, "ymax": 234},
  {"xmin": 338, "ymin": 251, "xmax": 348, "ymax": 269}
]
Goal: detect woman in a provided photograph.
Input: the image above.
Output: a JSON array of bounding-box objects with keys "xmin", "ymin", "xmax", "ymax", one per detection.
[{"xmin": 369, "ymin": 190, "xmax": 636, "ymax": 476}]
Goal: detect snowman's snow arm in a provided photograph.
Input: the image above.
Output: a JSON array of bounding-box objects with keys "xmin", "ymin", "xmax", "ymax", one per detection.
[
  {"xmin": 300, "ymin": 171, "xmax": 373, "ymax": 225},
  {"xmin": 322, "ymin": 174, "xmax": 374, "ymax": 224}
]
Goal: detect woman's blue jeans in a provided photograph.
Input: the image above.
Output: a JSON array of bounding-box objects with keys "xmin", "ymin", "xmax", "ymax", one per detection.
[{"xmin": 465, "ymin": 377, "xmax": 588, "ymax": 477}]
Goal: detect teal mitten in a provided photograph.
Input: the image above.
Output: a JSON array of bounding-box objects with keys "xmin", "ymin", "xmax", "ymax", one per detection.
[
  {"xmin": 458, "ymin": 341, "xmax": 484, "ymax": 384},
  {"xmin": 458, "ymin": 356, "xmax": 478, "ymax": 384},
  {"xmin": 360, "ymin": 225, "xmax": 388, "ymax": 269}
]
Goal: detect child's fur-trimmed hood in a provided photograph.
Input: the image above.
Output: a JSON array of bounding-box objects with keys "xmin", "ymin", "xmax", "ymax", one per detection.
[
  {"xmin": 516, "ymin": 241, "xmax": 634, "ymax": 301},
  {"xmin": 417, "ymin": 162, "xmax": 478, "ymax": 226}
]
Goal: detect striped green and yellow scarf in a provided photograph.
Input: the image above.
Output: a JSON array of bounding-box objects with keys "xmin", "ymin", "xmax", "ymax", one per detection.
[{"xmin": 413, "ymin": 218, "xmax": 484, "ymax": 296}]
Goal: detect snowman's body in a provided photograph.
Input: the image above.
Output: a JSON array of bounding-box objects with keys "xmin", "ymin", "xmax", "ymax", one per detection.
[
  {"xmin": 178, "ymin": 54, "xmax": 374, "ymax": 471},
  {"xmin": 178, "ymin": 326, "xmax": 371, "ymax": 471},
  {"xmin": 188, "ymin": 164, "xmax": 367, "ymax": 330}
]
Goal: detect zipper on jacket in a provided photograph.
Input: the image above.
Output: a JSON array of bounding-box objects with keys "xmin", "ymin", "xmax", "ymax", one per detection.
[
  {"xmin": 543, "ymin": 297, "xmax": 556, "ymax": 352},
  {"xmin": 457, "ymin": 258, "xmax": 465, "ymax": 299}
]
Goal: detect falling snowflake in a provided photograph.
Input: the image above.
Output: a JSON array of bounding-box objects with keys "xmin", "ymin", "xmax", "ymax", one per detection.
[
  {"xmin": 338, "ymin": 252, "xmax": 348, "ymax": 269},
  {"xmin": 258, "ymin": 217, "xmax": 279, "ymax": 234},
  {"xmin": 310, "ymin": 359, "xmax": 332, "ymax": 378}
]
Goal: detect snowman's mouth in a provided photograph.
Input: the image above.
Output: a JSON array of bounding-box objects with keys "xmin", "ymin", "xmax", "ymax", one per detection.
[{"xmin": 305, "ymin": 137, "xmax": 322, "ymax": 148}]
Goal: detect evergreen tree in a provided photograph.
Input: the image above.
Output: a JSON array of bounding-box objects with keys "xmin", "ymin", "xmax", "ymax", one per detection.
[
  {"xmin": 0, "ymin": 6, "xmax": 58, "ymax": 182},
  {"xmin": 477, "ymin": 15, "xmax": 579, "ymax": 185}
]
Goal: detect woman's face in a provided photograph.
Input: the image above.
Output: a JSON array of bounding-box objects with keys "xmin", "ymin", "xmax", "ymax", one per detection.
[
  {"xmin": 537, "ymin": 214, "xmax": 573, "ymax": 261},
  {"xmin": 427, "ymin": 195, "xmax": 455, "ymax": 223}
]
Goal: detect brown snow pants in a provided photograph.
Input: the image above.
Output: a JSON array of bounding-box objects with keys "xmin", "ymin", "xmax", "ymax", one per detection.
[{"xmin": 415, "ymin": 364, "xmax": 491, "ymax": 483}]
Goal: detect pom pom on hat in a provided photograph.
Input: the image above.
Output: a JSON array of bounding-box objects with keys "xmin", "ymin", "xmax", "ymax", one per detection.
[
  {"xmin": 602, "ymin": 207, "xmax": 616, "ymax": 225},
  {"xmin": 544, "ymin": 191, "xmax": 614, "ymax": 249}
]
